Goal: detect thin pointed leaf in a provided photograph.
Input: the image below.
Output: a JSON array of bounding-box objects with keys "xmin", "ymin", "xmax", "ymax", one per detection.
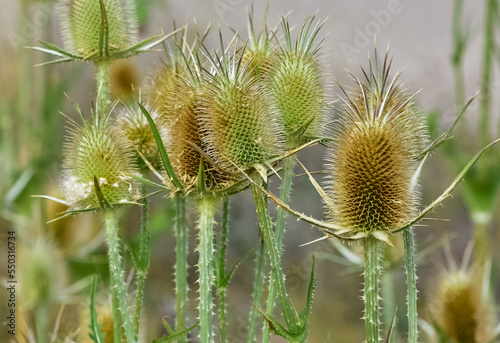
[
  {"xmin": 98, "ymin": 0, "xmax": 109, "ymax": 58},
  {"xmin": 385, "ymin": 309, "xmax": 397, "ymax": 343},
  {"xmin": 93, "ymin": 176, "xmax": 112, "ymax": 210},
  {"xmin": 32, "ymin": 195, "xmax": 68, "ymax": 206},
  {"xmin": 122, "ymin": 237, "xmax": 145, "ymax": 272},
  {"xmin": 138, "ymin": 103, "xmax": 183, "ymax": 190},
  {"xmin": 220, "ymin": 247, "xmax": 254, "ymax": 288},
  {"xmin": 35, "ymin": 58, "xmax": 75, "ymax": 66},
  {"xmin": 396, "ymin": 138, "xmax": 500, "ymax": 233},
  {"xmin": 88, "ymin": 276, "xmax": 106, "ymax": 343},
  {"xmin": 153, "ymin": 320, "xmax": 199, "ymax": 343},
  {"xmin": 131, "ymin": 175, "xmax": 167, "ymax": 190},
  {"xmin": 198, "ymin": 158, "xmax": 207, "ymax": 194},
  {"xmin": 37, "ymin": 41, "xmax": 82, "ymax": 59}
]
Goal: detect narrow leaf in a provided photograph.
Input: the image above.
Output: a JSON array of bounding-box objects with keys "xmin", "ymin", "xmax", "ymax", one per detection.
[{"xmin": 88, "ymin": 276, "xmax": 106, "ymax": 343}]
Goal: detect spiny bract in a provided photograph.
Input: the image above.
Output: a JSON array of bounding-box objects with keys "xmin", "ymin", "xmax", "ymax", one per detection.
[
  {"xmin": 199, "ymin": 53, "xmax": 283, "ymax": 175},
  {"xmin": 265, "ymin": 16, "xmax": 328, "ymax": 144},
  {"xmin": 61, "ymin": 120, "xmax": 141, "ymax": 210},
  {"xmin": 326, "ymin": 53, "xmax": 428, "ymax": 242},
  {"xmin": 60, "ymin": 0, "xmax": 138, "ymax": 57}
]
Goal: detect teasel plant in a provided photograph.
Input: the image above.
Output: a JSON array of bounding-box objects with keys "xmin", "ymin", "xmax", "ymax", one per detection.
[
  {"xmin": 421, "ymin": 245, "xmax": 499, "ymax": 343},
  {"xmin": 251, "ymin": 48, "xmax": 500, "ymax": 343},
  {"xmin": 258, "ymin": 14, "xmax": 331, "ymax": 342}
]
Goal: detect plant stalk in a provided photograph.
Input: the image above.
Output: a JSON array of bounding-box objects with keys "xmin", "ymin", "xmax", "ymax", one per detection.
[
  {"xmin": 134, "ymin": 184, "xmax": 150, "ymax": 339},
  {"xmin": 197, "ymin": 196, "xmax": 217, "ymax": 343},
  {"xmin": 262, "ymin": 155, "xmax": 296, "ymax": 342},
  {"xmin": 246, "ymin": 234, "xmax": 267, "ymax": 343},
  {"xmin": 364, "ymin": 236, "xmax": 381, "ymax": 343},
  {"xmin": 96, "ymin": 61, "xmax": 111, "ymax": 122},
  {"xmin": 250, "ymin": 174, "xmax": 299, "ymax": 332},
  {"xmin": 174, "ymin": 192, "xmax": 189, "ymax": 342},
  {"xmin": 36, "ymin": 301, "xmax": 49, "ymax": 343},
  {"xmin": 217, "ymin": 197, "xmax": 229, "ymax": 343},
  {"xmin": 403, "ymin": 228, "xmax": 418, "ymax": 343},
  {"xmin": 104, "ymin": 210, "xmax": 136, "ymax": 343},
  {"xmin": 112, "ymin": 294, "xmax": 121, "ymax": 343}
]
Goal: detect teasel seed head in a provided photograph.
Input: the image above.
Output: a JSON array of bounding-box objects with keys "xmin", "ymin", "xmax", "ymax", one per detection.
[
  {"xmin": 265, "ymin": 16, "xmax": 329, "ymax": 145},
  {"xmin": 433, "ymin": 270, "xmax": 493, "ymax": 343},
  {"xmin": 61, "ymin": 117, "xmax": 141, "ymax": 210},
  {"xmin": 199, "ymin": 45, "xmax": 284, "ymax": 176},
  {"xmin": 60, "ymin": 0, "xmax": 138, "ymax": 58},
  {"xmin": 117, "ymin": 103, "xmax": 159, "ymax": 170},
  {"xmin": 19, "ymin": 238, "xmax": 66, "ymax": 308},
  {"xmin": 326, "ymin": 51, "xmax": 428, "ymax": 242},
  {"xmin": 110, "ymin": 59, "xmax": 140, "ymax": 103}
]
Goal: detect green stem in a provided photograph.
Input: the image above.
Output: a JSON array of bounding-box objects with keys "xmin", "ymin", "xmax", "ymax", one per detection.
[
  {"xmin": 36, "ymin": 302, "xmax": 49, "ymax": 343},
  {"xmin": 218, "ymin": 197, "xmax": 229, "ymax": 343},
  {"xmin": 104, "ymin": 210, "xmax": 136, "ymax": 343},
  {"xmin": 381, "ymin": 266, "xmax": 396, "ymax": 341},
  {"xmin": 452, "ymin": 0, "xmax": 466, "ymax": 112},
  {"xmin": 250, "ymin": 174, "xmax": 299, "ymax": 332},
  {"xmin": 403, "ymin": 228, "xmax": 418, "ymax": 343},
  {"xmin": 112, "ymin": 293, "xmax": 121, "ymax": 343},
  {"xmin": 197, "ymin": 196, "xmax": 216, "ymax": 343},
  {"xmin": 174, "ymin": 192, "xmax": 189, "ymax": 342},
  {"xmin": 246, "ymin": 234, "xmax": 267, "ymax": 343},
  {"xmin": 134, "ymin": 184, "xmax": 150, "ymax": 339},
  {"xmin": 479, "ymin": 0, "xmax": 495, "ymax": 148},
  {"xmin": 364, "ymin": 237, "xmax": 381, "ymax": 343},
  {"xmin": 473, "ymin": 220, "xmax": 489, "ymax": 276},
  {"xmin": 96, "ymin": 61, "xmax": 111, "ymax": 122},
  {"xmin": 262, "ymin": 155, "xmax": 296, "ymax": 342}
]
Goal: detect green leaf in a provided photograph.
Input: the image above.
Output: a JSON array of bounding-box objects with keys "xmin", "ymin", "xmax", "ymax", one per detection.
[
  {"xmin": 37, "ymin": 41, "xmax": 82, "ymax": 60},
  {"xmin": 98, "ymin": 0, "xmax": 110, "ymax": 58},
  {"xmin": 153, "ymin": 320, "xmax": 199, "ymax": 343},
  {"xmin": 385, "ymin": 309, "xmax": 397, "ymax": 343},
  {"xmin": 138, "ymin": 103, "xmax": 183, "ymax": 190},
  {"xmin": 93, "ymin": 176, "xmax": 112, "ymax": 210},
  {"xmin": 122, "ymin": 237, "xmax": 145, "ymax": 272},
  {"xmin": 219, "ymin": 247, "xmax": 254, "ymax": 288},
  {"xmin": 88, "ymin": 276, "xmax": 106, "ymax": 343}
]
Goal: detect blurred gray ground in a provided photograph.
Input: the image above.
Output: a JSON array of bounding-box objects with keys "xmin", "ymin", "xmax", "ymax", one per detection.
[{"xmin": 1, "ymin": 1, "xmax": 496, "ymax": 342}]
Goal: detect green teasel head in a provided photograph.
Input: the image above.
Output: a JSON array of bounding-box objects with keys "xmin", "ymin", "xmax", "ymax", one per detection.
[
  {"xmin": 117, "ymin": 102, "xmax": 159, "ymax": 170},
  {"xmin": 61, "ymin": 114, "xmax": 141, "ymax": 210},
  {"xmin": 199, "ymin": 40, "xmax": 284, "ymax": 177},
  {"xmin": 59, "ymin": 0, "xmax": 138, "ymax": 58},
  {"xmin": 265, "ymin": 15, "xmax": 330, "ymax": 145},
  {"xmin": 325, "ymin": 51, "xmax": 429, "ymax": 243}
]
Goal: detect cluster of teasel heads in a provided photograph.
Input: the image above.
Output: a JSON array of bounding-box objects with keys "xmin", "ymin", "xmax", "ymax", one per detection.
[{"xmin": 34, "ymin": 0, "xmax": 500, "ymax": 342}]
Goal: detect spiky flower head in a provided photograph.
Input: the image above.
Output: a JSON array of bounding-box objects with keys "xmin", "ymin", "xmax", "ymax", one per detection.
[
  {"xmin": 117, "ymin": 104, "xmax": 159, "ymax": 170},
  {"xmin": 19, "ymin": 238, "xmax": 66, "ymax": 308},
  {"xmin": 199, "ymin": 45, "xmax": 284, "ymax": 177},
  {"xmin": 326, "ymin": 52, "xmax": 428, "ymax": 243},
  {"xmin": 60, "ymin": 0, "xmax": 138, "ymax": 58},
  {"xmin": 432, "ymin": 270, "xmax": 493, "ymax": 343},
  {"xmin": 265, "ymin": 16, "xmax": 329, "ymax": 145},
  {"xmin": 61, "ymin": 117, "xmax": 141, "ymax": 210}
]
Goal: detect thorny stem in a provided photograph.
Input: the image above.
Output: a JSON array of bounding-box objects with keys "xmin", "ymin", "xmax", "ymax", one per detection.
[
  {"xmin": 134, "ymin": 184, "xmax": 150, "ymax": 339},
  {"xmin": 250, "ymin": 173, "xmax": 300, "ymax": 332},
  {"xmin": 262, "ymin": 155, "xmax": 296, "ymax": 342},
  {"xmin": 96, "ymin": 61, "xmax": 111, "ymax": 123},
  {"xmin": 246, "ymin": 234, "xmax": 267, "ymax": 343},
  {"xmin": 104, "ymin": 210, "xmax": 136, "ymax": 343},
  {"xmin": 174, "ymin": 192, "xmax": 189, "ymax": 342},
  {"xmin": 112, "ymin": 293, "xmax": 121, "ymax": 343},
  {"xmin": 403, "ymin": 228, "xmax": 418, "ymax": 343},
  {"xmin": 479, "ymin": 0, "xmax": 495, "ymax": 149},
  {"xmin": 217, "ymin": 197, "xmax": 229, "ymax": 343},
  {"xmin": 36, "ymin": 302, "xmax": 49, "ymax": 343},
  {"xmin": 364, "ymin": 236, "xmax": 381, "ymax": 343},
  {"xmin": 197, "ymin": 196, "xmax": 216, "ymax": 343}
]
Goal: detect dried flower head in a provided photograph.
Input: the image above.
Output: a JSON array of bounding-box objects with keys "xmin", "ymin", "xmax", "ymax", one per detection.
[
  {"xmin": 110, "ymin": 59, "xmax": 140, "ymax": 102},
  {"xmin": 61, "ymin": 117, "xmax": 141, "ymax": 210},
  {"xmin": 60, "ymin": 0, "xmax": 138, "ymax": 58},
  {"xmin": 431, "ymin": 269, "xmax": 493, "ymax": 343},
  {"xmin": 199, "ymin": 44, "xmax": 283, "ymax": 176},
  {"xmin": 265, "ymin": 16, "xmax": 329, "ymax": 144},
  {"xmin": 117, "ymin": 104, "xmax": 159, "ymax": 170},
  {"xmin": 326, "ymin": 51, "xmax": 428, "ymax": 243}
]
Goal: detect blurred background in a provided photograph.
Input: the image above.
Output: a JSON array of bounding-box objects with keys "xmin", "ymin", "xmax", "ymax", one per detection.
[{"xmin": 1, "ymin": 0, "xmax": 499, "ymax": 342}]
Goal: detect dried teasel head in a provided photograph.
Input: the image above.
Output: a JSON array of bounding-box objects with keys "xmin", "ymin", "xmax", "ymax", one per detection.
[
  {"xmin": 265, "ymin": 15, "xmax": 330, "ymax": 145},
  {"xmin": 117, "ymin": 103, "xmax": 159, "ymax": 170},
  {"xmin": 61, "ymin": 116, "xmax": 141, "ymax": 210},
  {"xmin": 431, "ymin": 269, "xmax": 493, "ymax": 343},
  {"xmin": 59, "ymin": 0, "xmax": 138, "ymax": 58},
  {"xmin": 199, "ymin": 41, "xmax": 284, "ymax": 178},
  {"xmin": 325, "ymin": 51, "xmax": 428, "ymax": 243}
]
